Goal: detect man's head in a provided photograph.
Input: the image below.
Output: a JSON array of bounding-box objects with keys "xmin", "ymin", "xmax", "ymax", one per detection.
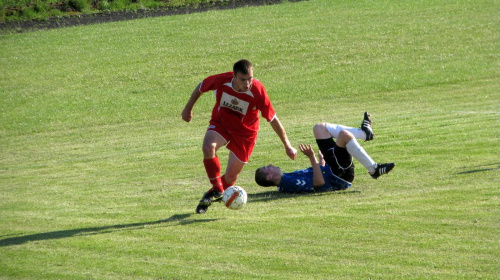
[
  {"xmin": 255, "ymin": 164, "xmax": 283, "ymax": 187},
  {"xmin": 232, "ymin": 59, "xmax": 253, "ymax": 92}
]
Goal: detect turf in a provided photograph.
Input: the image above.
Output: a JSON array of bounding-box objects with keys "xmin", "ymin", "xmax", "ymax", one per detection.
[{"xmin": 0, "ymin": 0, "xmax": 499, "ymax": 279}]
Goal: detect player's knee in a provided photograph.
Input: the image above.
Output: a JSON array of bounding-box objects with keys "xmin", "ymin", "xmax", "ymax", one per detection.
[
  {"xmin": 313, "ymin": 122, "xmax": 327, "ymax": 135},
  {"xmin": 202, "ymin": 144, "xmax": 216, "ymax": 157},
  {"xmin": 338, "ymin": 130, "xmax": 354, "ymax": 140}
]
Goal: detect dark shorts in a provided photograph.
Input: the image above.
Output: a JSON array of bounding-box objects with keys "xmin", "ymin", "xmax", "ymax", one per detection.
[{"xmin": 316, "ymin": 138, "xmax": 355, "ymax": 182}]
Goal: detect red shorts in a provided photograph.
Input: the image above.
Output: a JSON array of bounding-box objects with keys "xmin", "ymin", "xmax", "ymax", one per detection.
[{"xmin": 207, "ymin": 120, "xmax": 257, "ymax": 163}]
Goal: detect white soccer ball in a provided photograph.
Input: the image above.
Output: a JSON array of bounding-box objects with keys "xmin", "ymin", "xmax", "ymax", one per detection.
[{"xmin": 222, "ymin": 186, "xmax": 247, "ymax": 210}]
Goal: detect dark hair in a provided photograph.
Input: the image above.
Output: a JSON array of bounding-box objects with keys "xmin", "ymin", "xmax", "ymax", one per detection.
[
  {"xmin": 233, "ymin": 59, "xmax": 253, "ymax": 75},
  {"xmin": 255, "ymin": 167, "xmax": 274, "ymax": 187}
]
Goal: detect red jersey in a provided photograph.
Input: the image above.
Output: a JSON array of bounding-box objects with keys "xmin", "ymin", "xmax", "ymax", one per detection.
[{"xmin": 200, "ymin": 72, "xmax": 276, "ymax": 136}]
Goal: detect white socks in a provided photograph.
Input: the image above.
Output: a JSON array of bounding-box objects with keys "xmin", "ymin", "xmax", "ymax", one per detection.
[
  {"xmin": 346, "ymin": 139, "xmax": 376, "ymax": 174},
  {"xmin": 326, "ymin": 123, "xmax": 368, "ymax": 141}
]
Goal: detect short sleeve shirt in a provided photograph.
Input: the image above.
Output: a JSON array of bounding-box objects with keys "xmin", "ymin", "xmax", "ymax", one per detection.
[
  {"xmin": 277, "ymin": 165, "xmax": 352, "ymax": 193},
  {"xmin": 200, "ymin": 72, "xmax": 276, "ymax": 136}
]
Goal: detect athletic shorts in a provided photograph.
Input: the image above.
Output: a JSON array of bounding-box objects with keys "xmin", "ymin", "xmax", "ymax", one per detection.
[
  {"xmin": 207, "ymin": 120, "xmax": 257, "ymax": 163},
  {"xmin": 316, "ymin": 138, "xmax": 355, "ymax": 182}
]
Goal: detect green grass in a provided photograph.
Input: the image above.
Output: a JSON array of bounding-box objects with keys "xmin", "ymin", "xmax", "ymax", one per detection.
[{"xmin": 1, "ymin": 0, "xmax": 499, "ymax": 279}]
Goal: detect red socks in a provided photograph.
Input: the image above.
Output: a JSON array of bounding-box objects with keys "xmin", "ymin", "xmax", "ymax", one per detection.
[
  {"xmin": 203, "ymin": 157, "xmax": 223, "ymax": 193},
  {"xmin": 203, "ymin": 157, "xmax": 237, "ymax": 193},
  {"xmin": 222, "ymin": 175, "xmax": 235, "ymax": 191}
]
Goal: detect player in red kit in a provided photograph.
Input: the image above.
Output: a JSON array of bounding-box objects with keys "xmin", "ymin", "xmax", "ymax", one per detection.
[{"xmin": 182, "ymin": 59, "xmax": 297, "ymax": 214}]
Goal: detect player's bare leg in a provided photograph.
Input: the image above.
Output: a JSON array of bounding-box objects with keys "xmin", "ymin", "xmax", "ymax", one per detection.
[
  {"xmin": 197, "ymin": 131, "xmax": 227, "ymax": 214},
  {"xmin": 201, "ymin": 130, "xmax": 227, "ymax": 193},
  {"xmin": 202, "ymin": 130, "xmax": 227, "ymax": 158},
  {"xmin": 223, "ymin": 151, "xmax": 246, "ymax": 189}
]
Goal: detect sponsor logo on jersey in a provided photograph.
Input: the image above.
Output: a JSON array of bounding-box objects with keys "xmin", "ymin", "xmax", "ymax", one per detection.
[{"xmin": 221, "ymin": 92, "xmax": 249, "ymax": 115}]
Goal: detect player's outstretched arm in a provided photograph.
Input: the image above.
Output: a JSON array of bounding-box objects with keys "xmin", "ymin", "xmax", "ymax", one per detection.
[
  {"xmin": 299, "ymin": 144, "xmax": 325, "ymax": 188},
  {"xmin": 181, "ymin": 83, "xmax": 203, "ymax": 122},
  {"xmin": 269, "ymin": 117, "xmax": 297, "ymax": 160}
]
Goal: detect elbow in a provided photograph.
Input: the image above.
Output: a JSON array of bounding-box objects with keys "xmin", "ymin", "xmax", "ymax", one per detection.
[{"xmin": 313, "ymin": 180, "xmax": 325, "ymax": 188}]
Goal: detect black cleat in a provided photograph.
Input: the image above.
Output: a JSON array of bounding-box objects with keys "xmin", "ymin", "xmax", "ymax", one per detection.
[
  {"xmin": 195, "ymin": 203, "xmax": 209, "ymax": 214},
  {"xmin": 212, "ymin": 192, "xmax": 223, "ymax": 203},
  {"xmin": 370, "ymin": 163, "xmax": 395, "ymax": 179},
  {"xmin": 361, "ymin": 112, "xmax": 375, "ymax": 141},
  {"xmin": 195, "ymin": 189, "xmax": 222, "ymax": 214}
]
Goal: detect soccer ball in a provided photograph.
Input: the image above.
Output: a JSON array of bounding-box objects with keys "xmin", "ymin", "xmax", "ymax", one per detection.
[{"xmin": 222, "ymin": 186, "xmax": 247, "ymax": 210}]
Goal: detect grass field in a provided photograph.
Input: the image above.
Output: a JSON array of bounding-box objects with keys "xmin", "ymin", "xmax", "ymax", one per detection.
[{"xmin": 1, "ymin": 0, "xmax": 499, "ymax": 279}]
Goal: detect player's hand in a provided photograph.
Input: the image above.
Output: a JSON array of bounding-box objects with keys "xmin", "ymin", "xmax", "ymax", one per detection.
[
  {"xmin": 285, "ymin": 145, "xmax": 297, "ymax": 160},
  {"xmin": 299, "ymin": 144, "xmax": 315, "ymax": 158},
  {"xmin": 181, "ymin": 107, "xmax": 192, "ymax": 122}
]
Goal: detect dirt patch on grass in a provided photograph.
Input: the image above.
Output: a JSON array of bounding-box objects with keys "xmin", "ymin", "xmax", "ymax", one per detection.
[{"xmin": 1, "ymin": 0, "xmax": 303, "ymax": 33}]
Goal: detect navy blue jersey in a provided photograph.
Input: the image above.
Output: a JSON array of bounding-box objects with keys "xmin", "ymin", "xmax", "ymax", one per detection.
[{"xmin": 277, "ymin": 164, "xmax": 351, "ymax": 193}]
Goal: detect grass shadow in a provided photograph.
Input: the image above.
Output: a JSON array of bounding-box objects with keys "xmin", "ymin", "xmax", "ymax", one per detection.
[
  {"xmin": 456, "ymin": 162, "xmax": 500, "ymax": 174},
  {"xmin": 0, "ymin": 213, "xmax": 219, "ymax": 247},
  {"xmin": 248, "ymin": 189, "xmax": 361, "ymax": 203}
]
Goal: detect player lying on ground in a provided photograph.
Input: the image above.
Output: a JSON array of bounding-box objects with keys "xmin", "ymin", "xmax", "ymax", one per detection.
[{"xmin": 255, "ymin": 112, "xmax": 395, "ymax": 193}]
